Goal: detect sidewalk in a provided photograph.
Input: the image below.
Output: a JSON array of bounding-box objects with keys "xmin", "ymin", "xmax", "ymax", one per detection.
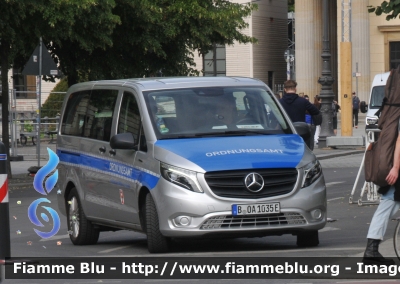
[{"xmin": 313, "ymin": 112, "xmax": 366, "ymax": 160}]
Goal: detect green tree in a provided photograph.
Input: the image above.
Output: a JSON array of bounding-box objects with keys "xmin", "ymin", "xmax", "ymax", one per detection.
[
  {"xmin": 0, "ymin": 0, "xmax": 118, "ymax": 176},
  {"xmin": 1, "ymin": 0, "xmax": 257, "ymax": 176},
  {"xmin": 368, "ymin": 1, "xmax": 400, "ymax": 20},
  {"xmin": 41, "ymin": 78, "xmax": 68, "ymax": 118},
  {"xmin": 288, "ymin": 0, "xmax": 294, "ymax": 12},
  {"xmin": 46, "ymin": 0, "xmax": 257, "ymax": 85}
]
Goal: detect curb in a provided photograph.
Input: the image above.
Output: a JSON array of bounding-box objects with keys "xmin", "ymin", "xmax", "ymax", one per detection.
[{"xmin": 316, "ymin": 149, "xmax": 365, "ymax": 161}]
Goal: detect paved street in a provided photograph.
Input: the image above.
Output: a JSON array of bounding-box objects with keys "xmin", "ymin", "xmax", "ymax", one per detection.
[
  {"xmin": 4, "ymin": 146, "xmax": 400, "ymax": 283},
  {"xmin": 4, "ymin": 115, "xmax": 396, "ymax": 284}
]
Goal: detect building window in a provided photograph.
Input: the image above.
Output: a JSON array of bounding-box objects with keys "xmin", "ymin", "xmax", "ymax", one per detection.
[
  {"xmin": 390, "ymin": 42, "xmax": 400, "ymax": 70},
  {"xmin": 203, "ymin": 44, "xmax": 226, "ymax": 76},
  {"xmin": 13, "ymin": 68, "xmax": 36, "ymax": 99},
  {"xmin": 268, "ymin": 71, "xmax": 274, "ymax": 90}
]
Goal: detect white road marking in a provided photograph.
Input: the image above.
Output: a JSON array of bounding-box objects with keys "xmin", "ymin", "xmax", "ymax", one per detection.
[
  {"xmin": 328, "ymin": 197, "xmax": 344, "ymax": 201},
  {"xmin": 145, "ymin": 280, "xmax": 199, "ymax": 282},
  {"xmin": 98, "ymin": 245, "xmax": 132, "ymax": 254},
  {"xmin": 39, "ymin": 234, "xmax": 70, "ymax": 242},
  {"xmin": 326, "ymin": 181, "xmax": 345, "ymax": 187},
  {"xmin": 319, "ymin": 226, "xmax": 340, "ymax": 232}
]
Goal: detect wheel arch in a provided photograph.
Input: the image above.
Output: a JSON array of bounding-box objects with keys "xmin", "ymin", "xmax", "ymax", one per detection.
[
  {"xmin": 138, "ymin": 186, "xmax": 150, "ymax": 231},
  {"xmin": 64, "ymin": 181, "xmax": 77, "ymax": 208}
]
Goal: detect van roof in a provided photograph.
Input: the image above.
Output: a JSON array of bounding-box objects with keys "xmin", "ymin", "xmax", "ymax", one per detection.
[
  {"xmin": 69, "ymin": 77, "xmax": 266, "ymax": 92},
  {"xmin": 372, "ymin": 72, "xmax": 390, "ymax": 86}
]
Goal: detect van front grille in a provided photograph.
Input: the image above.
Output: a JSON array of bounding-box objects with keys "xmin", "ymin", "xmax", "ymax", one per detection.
[
  {"xmin": 204, "ymin": 169, "xmax": 298, "ymax": 199},
  {"xmin": 200, "ymin": 212, "xmax": 306, "ymax": 230}
]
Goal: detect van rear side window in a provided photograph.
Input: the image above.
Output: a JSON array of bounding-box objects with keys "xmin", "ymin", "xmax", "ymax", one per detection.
[
  {"xmin": 61, "ymin": 89, "xmax": 118, "ymax": 141},
  {"xmin": 118, "ymin": 92, "xmax": 141, "ymax": 141},
  {"xmin": 61, "ymin": 90, "xmax": 91, "ymax": 136},
  {"xmin": 84, "ymin": 90, "xmax": 118, "ymax": 141}
]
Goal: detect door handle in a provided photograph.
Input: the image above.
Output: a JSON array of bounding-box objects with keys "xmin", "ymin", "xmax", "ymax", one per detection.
[
  {"xmin": 109, "ymin": 149, "xmax": 116, "ymax": 156},
  {"xmin": 99, "ymin": 146, "xmax": 106, "ymax": 154}
]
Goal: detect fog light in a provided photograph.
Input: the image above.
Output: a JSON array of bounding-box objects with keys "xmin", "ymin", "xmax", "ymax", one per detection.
[
  {"xmin": 311, "ymin": 209, "xmax": 322, "ymax": 220},
  {"xmin": 174, "ymin": 216, "xmax": 192, "ymax": 226}
]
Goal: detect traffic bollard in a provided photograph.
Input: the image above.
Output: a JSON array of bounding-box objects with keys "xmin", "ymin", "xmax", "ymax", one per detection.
[{"xmin": 0, "ymin": 142, "xmax": 9, "ymax": 283}]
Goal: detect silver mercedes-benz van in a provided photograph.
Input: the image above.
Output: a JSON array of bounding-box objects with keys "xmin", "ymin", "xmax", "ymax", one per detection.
[{"xmin": 56, "ymin": 77, "xmax": 326, "ymax": 253}]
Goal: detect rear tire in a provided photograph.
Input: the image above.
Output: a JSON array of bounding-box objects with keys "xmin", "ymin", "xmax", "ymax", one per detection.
[
  {"xmin": 20, "ymin": 136, "xmax": 27, "ymax": 146},
  {"xmin": 297, "ymin": 230, "xmax": 319, "ymax": 247},
  {"xmin": 145, "ymin": 193, "xmax": 170, "ymax": 253},
  {"xmin": 67, "ymin": 188, "xmax": 99, "ymax": 245}
]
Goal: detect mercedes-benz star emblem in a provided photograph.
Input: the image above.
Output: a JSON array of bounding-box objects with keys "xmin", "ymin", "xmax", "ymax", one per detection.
[{"xmin": 244, "ymin": 173, "xmax": 264, "ymax": 193}]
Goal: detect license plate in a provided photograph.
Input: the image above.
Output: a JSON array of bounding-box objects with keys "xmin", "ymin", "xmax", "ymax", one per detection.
[{"xmin": 232, "ymin": 203, "xmax": 280, "ymax": 216}]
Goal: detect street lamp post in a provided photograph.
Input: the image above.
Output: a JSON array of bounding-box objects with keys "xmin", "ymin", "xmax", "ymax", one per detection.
[{"xmin": 317, "ymin": 0, "xmax": 335, "ymax": 148}]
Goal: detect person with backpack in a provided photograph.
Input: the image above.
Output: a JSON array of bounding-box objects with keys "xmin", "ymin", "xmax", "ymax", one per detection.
[
  {"xmin": 352, "ymin": 92, "xmax": 360, "ymax": 128},
  {"xmin": 279, "ymin": 80, "xmax": 320, "ymax": 123},
  {"xmin": 279, "ymin": 81, "xmax": 319, "ymax": 150}
]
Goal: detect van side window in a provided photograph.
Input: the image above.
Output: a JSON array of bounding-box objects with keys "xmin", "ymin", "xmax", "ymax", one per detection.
[
  {"xmin": 118, "ymin": 92, "xmax": 141, "ymax": 146},
  {"xmin": 61, "ymin": 90, "xmax": 91, "ymax": 136},
  {"xmin": 83, "ymin": 89, "xmax": 118, "ymax": 141}
]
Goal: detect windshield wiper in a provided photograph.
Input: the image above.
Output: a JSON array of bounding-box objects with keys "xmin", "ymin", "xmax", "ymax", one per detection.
[{"xmin": 195, "ymin": 130, "xmax": 271, "ymax": 137}]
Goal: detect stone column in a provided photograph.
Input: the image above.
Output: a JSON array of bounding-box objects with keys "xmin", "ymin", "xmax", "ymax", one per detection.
[
  {"xmin": 351, "ymin": 0, "xmax": 370, "ymax": 103},
  {"xmin": 295, "ymin": 0, "xmax": 323, "ymax": 100}
]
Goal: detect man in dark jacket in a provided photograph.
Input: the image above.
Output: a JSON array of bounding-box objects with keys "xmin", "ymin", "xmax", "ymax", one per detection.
[{"xmin": 279, "ymin": 80, "xmax": 320, "ymax": 123}]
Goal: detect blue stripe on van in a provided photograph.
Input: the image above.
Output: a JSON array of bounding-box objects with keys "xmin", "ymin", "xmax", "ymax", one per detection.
[
  {"xmin": 155, "ymin": 135, "xmax": 304, "ymax": 172},
  {"xmin": 56, "ymin": 150, "xmax": 159, "ymax": 189}
]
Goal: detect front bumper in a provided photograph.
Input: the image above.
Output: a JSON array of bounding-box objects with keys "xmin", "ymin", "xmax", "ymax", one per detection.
[{"xmin": 152, "ymin": 171, "xmax": 326, "ymax": 238}]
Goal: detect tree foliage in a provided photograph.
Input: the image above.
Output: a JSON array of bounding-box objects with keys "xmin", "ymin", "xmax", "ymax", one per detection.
[
  {"xmin": 0, "ymin": 0, "xmax": 118, "ymax": 176},
  {"xmin": 368, "ymin": 0, "xmax": 400, "ymax": 21},
  {"xmin": 288, "ymin": 0, "xmax": 294, "ymax": 12},
  {"xmin": 0, "ymin": 0, "xmax": 257, "ymax": 175},
  {"xmin": 41, "ymin": 78, "xmax": 68, "ymax": 118},
  {"xmin": 46, "ymin": 0, "xmax": 257, "ymax": 85}
]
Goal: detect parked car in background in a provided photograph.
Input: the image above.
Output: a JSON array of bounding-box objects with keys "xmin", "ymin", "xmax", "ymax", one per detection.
[{"xmin": 362, "ymin": 72, "xmax": 389, "ymax": 142}]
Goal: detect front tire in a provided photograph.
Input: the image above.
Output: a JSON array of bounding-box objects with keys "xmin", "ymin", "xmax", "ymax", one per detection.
[
  {"xmin": 297, "ymin": 230, "xmax": 319, "ymax": 247},
  {"xmin": 67, "ymin": 188, "xmax": 99, "ymax": 245},
  {"xmin": 20, "ymin": 136, "xmax": 27, "ymax": 146},
  {"xmin": 145, "ymin": 193, "xmax": 170, "ymax": 253}
]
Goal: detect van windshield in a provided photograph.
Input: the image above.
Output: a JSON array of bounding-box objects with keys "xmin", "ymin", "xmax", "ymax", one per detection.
[
  {"xmin": 144, "ymin": 87, "xmax": 292, "ymax": 139},
  {"xmin": 370, "ymin": 86, "xmax": 385, "ymax": 109}
]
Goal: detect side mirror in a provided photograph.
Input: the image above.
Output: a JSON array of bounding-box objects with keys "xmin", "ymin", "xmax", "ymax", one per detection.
[
  {"xmin": 110, "ymin": 133, "xmax": 136, "ymax": 150},
  {"xmin": 360, "ymin": 101, "xmax": 368, "ymax": 113},
  {"xmin": 293, "ymin": 122, "xmax": 311, "ymax": 149}
]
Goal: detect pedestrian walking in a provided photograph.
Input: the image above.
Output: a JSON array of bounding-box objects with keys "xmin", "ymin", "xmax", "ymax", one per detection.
[
  {"xmin": 333, "ymin": 100, "xmax": 341, "ymax": 136},
  {"xmin": 279, "ymin": 80, "xmax": 319, "ymax": 149},
  {"xmin": 352, "ymin": 92, "xmax": 360, "ymax": 128},
  {"xmin": 313, "ymin": 96, "xmax": 322, "ymax": 144}
]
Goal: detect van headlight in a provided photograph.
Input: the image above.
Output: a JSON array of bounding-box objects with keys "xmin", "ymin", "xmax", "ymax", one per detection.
[
  {"xmin": 366, "ymin": 117, "xmax": 378, "ymax": 125},
  {"xmin": 302, "ymin": 160, "xmax": 322, "ymax": 188},
  {"xmin": 160, "ymin": 163, "xmax": 203, "ymax": 193}
]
